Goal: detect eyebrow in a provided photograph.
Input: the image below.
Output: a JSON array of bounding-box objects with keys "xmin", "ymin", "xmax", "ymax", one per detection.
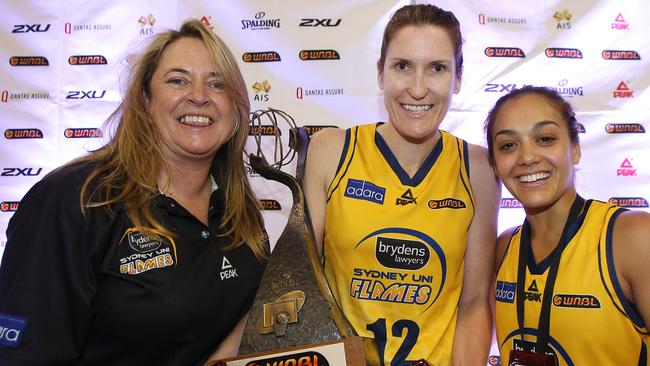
[
  {"xmin": 494, "ymin": 120, "xmax": 561, "ymax": 138},
  {"xmin": 162, "ymin": 68, "xmax": 219, "ymax": 77}
]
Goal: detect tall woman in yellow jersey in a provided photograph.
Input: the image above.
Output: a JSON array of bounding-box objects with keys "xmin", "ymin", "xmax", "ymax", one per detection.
[
  {"xmin": 487, "ymin": 86, "xmax": 650, "ymax": 365},
  {"xmin": 304, "ymin": 4, "xmax": 500, "ymax": 365}
]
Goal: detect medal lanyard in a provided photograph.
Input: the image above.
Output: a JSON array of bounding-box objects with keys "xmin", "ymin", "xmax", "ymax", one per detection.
[{"xmin": 515, "ymin": 195, "xmax": 585, "ymax": 354}]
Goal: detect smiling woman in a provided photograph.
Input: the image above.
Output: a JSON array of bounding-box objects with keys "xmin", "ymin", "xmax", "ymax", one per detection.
[
  {"xmin": 303, "ymin": 4, "xmax": 500, "ymax": 366},
  {"xmin": 0, "ymin": 19, "xmax": 268, "ymax": 366}
]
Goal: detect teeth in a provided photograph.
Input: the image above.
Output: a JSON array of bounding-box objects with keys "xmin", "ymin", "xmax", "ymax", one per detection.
[
  {"xmin": 179, "ymin": 115, "xmax": 212, "ymax": 126},
  {"xmin": 519, "ymin": 172, "xmax": 550, "ymax": 183},
  {"xmin": 401, "ymin": 104, "xmax": 432, "ymax": 113}
]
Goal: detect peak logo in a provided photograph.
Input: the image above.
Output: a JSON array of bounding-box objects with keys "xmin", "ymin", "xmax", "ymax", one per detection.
[
  {"xmin": 66, "ymin": 90, "xmax": 106, "ymax": 99},
  {"xmin": 68, "ymin": 55, "xmax": 108, "ymax": 65},
  {"xmin": 64, "ymin": 128, "xmax": 102, "ymax": 138},
  {"xmin": 525, "ymin": 279, "xmax": 541, "ymax": 302},
  {"xmin": 617, "ymin": 158, "xmax": 636, "ymax": 176},
  {"xmin": 242, "ymin": 51, "xmax": 281, "ymax": 63},
  {"xmin": 500, "ymin": 198, "xmax": 523, "ymax": 208},
  {"xmin": 554, "ymin": 9, "xmax": 572, "ymax": 29},
  {"xmin": 242, "ymin": 12, "xmax": 280, "ymax": 30},
  {"xmin": 484, "ymin": 47, "xmax": 525, "ymax": 58},
  {"xmin": 613, "ymin": 81, "xmax": 633, "ymax": 98},
  {"xmin": 12, "ymin": 24, "xmax": 51, "ymax": 33},
  {"xmin": 245, "ymin": 351, "xmax": 329, "ymax": 366},
  {"xmin": 605, "ymin": 123, "xmax": 645, "ymax": 133},
  {"xmin": 302, "ymin": 125, "xmax": 337, "ymax": 136},
  {"xmin": 299, "ymin": 18, "xmax": 341, "ymax": 27},
  {"xmin": 4, "ymin": 129, "xmax": 43, "ymax": 139},
  {"xmin": 249, "ymin": 125, "xmax": 280, "ymax": 136},
  {"xmin": 1, "ymin": 168, "xmax": 43, "ymax": 177},
  {"xmin": 608, "ymin": 197, "xmax": 648, "ymax": 208},
  {"xmin": 299, "ymin": 49, "xmax": 340, "ymax": 61},
  {"xmin": 344, "ymin": 179, "xmax": 385, "ymax": 205},
  {"xmin": 612, "ymin": 13, "xmax": 629, "ymax": 30},
  {"xmin": 545, "ymin": 47, "xmax": 583, "ymax": 59},
  {"xmin": 396, "ymin": 189, "xmax": 417, "ymax": 206},
  {"xmin": 553, "ymin": 294, "xmax": 600, "ymax": 309},
  {"xmin": 602, "ymin": 50, "xmax": 640, "ymax": 60},
  {"xmin": 427, "ymin": 198, "xmax": 465, "ymax": 210},
  {"xmin": 9, "ymin": 56, "xmax": 48, "ymax": 66},
  {"xmin": 0, "ymin": 201, "xmax": 20, "ymax": 212},
  {"xmin": 260, "ymin": 199, "xmax": 281, "ymax": 210}
]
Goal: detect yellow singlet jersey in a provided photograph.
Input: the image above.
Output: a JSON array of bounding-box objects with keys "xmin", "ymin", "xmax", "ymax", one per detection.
[
  {"xmin": 323, "ymin": 123, "xmax": 475, "ymax": 366},
  {"xmin": 495, "ymin": 200, "xmax": 649, "ymax": 365}
]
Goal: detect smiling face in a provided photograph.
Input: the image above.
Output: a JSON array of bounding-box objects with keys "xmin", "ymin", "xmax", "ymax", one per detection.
[
  {"xmin": 491, "ymin": 93, "xmax": 581, "ymax": 212},
  {"xmin": 378, "ymin": 25, "xmax": 461, "ymax": 143},
  {"xmin": 147, "ymin": 37, "xmax": 236, "ymax": 165}
]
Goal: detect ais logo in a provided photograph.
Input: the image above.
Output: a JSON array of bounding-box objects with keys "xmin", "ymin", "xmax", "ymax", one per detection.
[
  {"xmin": 553, "ymin": 9, "xmax": 572, "ymax": 30},
  {"xmin": 344, "ymin": 179, "xmax": 385, "ymax": 205},
  {"xmin": 484, "ymin": 47, "xmax": 525, "ymax": 58},
  {"xmin": 299, "ymin": 49, "xmax": 340, "ymax": 61},
  {"xmin": 242, "ymin": 51, "xmax": 281, "ymax": 63},
  {"xmin": 251, "ymin": 80, "xmax": 271, "ymax": 102}
]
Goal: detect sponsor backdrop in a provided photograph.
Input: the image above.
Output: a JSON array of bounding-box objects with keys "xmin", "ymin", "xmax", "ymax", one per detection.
[{"xmin": 1, "ymin": 0, "xmax": 648, "ymax": 363}]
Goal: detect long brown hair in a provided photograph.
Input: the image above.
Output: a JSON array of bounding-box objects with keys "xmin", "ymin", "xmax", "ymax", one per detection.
[{"xmin": 74, "ymin": 19, "xmax": 267, "ymax": 259}]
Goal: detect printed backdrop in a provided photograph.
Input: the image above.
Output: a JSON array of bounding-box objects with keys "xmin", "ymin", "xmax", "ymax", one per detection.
[{"xmin": 1, "ymin": 0, "xmax": 649, "ymax": 363}]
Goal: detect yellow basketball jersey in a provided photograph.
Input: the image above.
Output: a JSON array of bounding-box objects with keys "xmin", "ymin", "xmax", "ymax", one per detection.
[
  {"xmin": 323, "ymin": 123, "xmax": 475, "ymax": 365},
  {"xmin": 495, "ymin": 200, "xmax": 649, "ymax": 365}
]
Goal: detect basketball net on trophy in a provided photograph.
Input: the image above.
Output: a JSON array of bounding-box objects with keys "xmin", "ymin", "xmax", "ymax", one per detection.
[{"xmin": 210, "ymin": 108, "xmax": 380, "ymax": 366}]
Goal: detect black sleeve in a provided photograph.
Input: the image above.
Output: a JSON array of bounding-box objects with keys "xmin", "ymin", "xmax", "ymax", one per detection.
[{"xmin": 0, "ymin": 168, "xmax": 97, "ymax": 364}]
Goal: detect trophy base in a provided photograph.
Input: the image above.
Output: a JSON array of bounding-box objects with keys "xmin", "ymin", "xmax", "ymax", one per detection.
[{"xmin": 209, "ymin": 336, "xmax": 370, "ymax": 366}]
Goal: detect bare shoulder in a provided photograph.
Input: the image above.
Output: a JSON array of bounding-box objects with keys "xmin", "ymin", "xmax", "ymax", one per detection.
[
  {"xmin": 466, "ymin": 143, "xmax": 492, "ymax": 177},
  {"xmin": 496, "ymin": 226, "xmax": 518, "ymax": 269},
  {"xmin": 305, "ymin": 127, "xmax": 347, "ymax": 183},
  {"xmin": 613, "ymin": 210, "xmax": 650, "ymax": 263},
  {"xmin": 466, "ymin": 142, "xmax": 500, "ymax": 200}
]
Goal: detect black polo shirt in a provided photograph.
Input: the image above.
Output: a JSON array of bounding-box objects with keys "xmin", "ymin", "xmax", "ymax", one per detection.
[{"xmin": 0, "ymin": 163, "xmax": 265, "ymax": 365}]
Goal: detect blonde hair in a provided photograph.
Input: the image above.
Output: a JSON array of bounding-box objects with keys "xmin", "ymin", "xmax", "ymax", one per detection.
[{"xmin": 74, "ymin": 19, "xmax": 268, "ymax": 259}]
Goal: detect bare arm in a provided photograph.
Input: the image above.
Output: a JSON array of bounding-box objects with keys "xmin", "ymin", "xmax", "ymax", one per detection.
[
  {"xmin": 453, "ymin": 144, "xmax": 501, "ymax": 366},
  {"xmin": 204, "ymin": 312, "xmax": 249, "ymax": 365},
  {"xmin": 613, "ymin": 210, "xmax": 650, "ymax": 328},
  {"xmin": 303, "ymin": 127, "xmax": 347, "ymax": 257}
]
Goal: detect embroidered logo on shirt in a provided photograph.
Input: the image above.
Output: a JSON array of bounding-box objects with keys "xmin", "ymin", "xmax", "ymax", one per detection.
[
  {"xmin": 553, "ymin": 294, "xmax": 601, "ymax": 309},
  {"xmin": 427, "ymin": 198, "xmax": 466, "ymax": 209},
  {"xmin": 496, "ymin": 281, "xmax": 516, "ymax": 303},
  {"xmin": 118, "ymin": 228, "xmax": 176, "ymax": 275},
  {"xmin": 395, "ymin": 188, "xmax": 417, "ymax": 205},
  {"xmin": 344, "ymin": 178, "xmax": 385, "ymax": 205},
  {"xmin": 0, "ymin": 313, "xmax": 26, "ymax": 348},
  {"xmin": 525, "ymin": 279, "xmax": 542, "ymax": 302},
  {"xmin": 220, "ymin": 256, "xmax": 238, "ymax": 280}
]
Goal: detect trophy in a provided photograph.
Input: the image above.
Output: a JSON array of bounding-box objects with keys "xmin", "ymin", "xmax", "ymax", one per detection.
[{"xmin": 210, "ymin": 109, "xmax": 379, "ymax": 366}]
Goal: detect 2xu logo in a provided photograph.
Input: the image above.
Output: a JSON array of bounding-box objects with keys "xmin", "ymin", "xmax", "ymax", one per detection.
[
  {"xmin": 1, "ymin": 168, "xmax": 42, "ymax": 177},
  {"xmin": 66, "ymin": 90, "xmax": 106, "ymax": 99},
  {"xmin": 12, "ymin": 24, "xmax": 51, "ymax": 33},
  {"xmin": 299, "ymin": 18, "xmax": 341, "ymax": 27},
  {"xmin": 245, "ymin": 351, "xmax": 329, "ymax": 366}
]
